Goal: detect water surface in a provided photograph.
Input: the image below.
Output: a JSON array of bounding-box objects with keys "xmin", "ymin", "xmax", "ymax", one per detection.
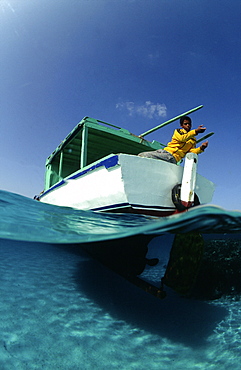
[{"xmin": 1, "ymin": 190, "xmax": 241, "ymax": 369}]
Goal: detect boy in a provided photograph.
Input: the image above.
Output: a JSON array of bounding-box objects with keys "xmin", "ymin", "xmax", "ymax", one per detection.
[{"xmin": 138, "ymin": 116, "xmax": 208, "ymax": 164}]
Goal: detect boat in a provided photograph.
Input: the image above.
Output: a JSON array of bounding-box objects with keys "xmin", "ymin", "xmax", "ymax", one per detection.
[
  {"xmin": 37, "ymin": 105, "xmax": 216, "ymax": 299},
  {"xmin": 38, "ymin": 105, "xmax": 215, "ymax": 216}
]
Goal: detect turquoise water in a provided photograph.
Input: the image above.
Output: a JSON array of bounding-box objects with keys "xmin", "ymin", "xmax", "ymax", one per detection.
[{"xmin": 1, "ymin": 190, "xmax": 241, "ymax": 369}]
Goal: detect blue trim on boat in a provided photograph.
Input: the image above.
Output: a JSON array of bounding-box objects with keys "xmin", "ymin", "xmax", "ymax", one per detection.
[
  {"xmin": 69, "ymin": 155, "xmax": 119, "ymax": 180},
  {"xmin": 92, "ymin": 203, "xmax": 130, "ymax": 211},
  {"xmin": 41, "ymin": 180, "xmax": 66, "ymax": 197},
  {"xmin": 40, "ymin": 155, "xmax": 119, "ymax": 198},
  {"xmin": 92, "ymin": 203, "xmax": 176, "ymax": 212},
  {"xmin": 132, "ymin": 204, "xmax": 176, "ymax": 210}
]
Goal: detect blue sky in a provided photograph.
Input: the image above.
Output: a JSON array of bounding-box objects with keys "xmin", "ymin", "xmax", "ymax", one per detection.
[{"xmin": 0, "ymin": 0, "xmax": 240, "ymax": 210}]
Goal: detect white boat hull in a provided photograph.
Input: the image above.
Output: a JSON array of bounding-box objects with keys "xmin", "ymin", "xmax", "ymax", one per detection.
[{"xmin": 40, "ymin": 154, "xmax": 215, "ymax": 216}]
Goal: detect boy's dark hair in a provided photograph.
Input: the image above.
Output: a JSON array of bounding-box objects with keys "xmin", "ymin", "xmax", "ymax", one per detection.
[{"xmin": 180, "ymin": 115, "xmax": 192, "ymax": 126}]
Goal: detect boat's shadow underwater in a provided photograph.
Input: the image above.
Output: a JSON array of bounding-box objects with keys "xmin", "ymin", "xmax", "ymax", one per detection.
[
  {"xmin": 61, "ymin": 241, "xmax": 228, "ymax": 348},
  {"xmin": 73, "ymin": 255, "xmax": 227, "ymax": 347}
]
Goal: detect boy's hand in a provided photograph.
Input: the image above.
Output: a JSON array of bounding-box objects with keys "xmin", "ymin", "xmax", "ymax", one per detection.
[
  {"xmin": 195, "ymin": 125, "xmax": 206, "ymax": 134},
  {"xmin": 200, "ymin": 141, "xmax": 208, "ymax": 150}
]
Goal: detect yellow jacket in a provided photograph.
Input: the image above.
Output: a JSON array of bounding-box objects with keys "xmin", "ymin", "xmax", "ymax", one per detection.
[{"xmin": 164, "ymin": 128, "xmax": 203, "ymax": 163}]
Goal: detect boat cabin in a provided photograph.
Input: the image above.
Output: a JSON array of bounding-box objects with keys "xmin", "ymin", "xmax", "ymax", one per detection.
[{"xmin": 44, "ymin": 117, "xmax": 164, "ymax": 191}]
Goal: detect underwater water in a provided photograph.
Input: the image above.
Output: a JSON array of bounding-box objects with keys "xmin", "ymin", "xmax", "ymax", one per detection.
[{"xmin": 1, "ymin": 190, "xmax": 241, "ymax": 369}]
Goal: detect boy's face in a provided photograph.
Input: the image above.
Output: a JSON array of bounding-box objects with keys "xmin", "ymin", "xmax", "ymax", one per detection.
[{"xmin": 181, "ymin": 120, "xmax": 192, "ymax": 132}]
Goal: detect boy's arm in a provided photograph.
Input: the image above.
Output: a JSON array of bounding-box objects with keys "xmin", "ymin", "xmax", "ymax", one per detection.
[
  {"xmin": 173, "ymin": 129, "xmax": 197, "ymax": 142},
  {"xmin": 190, "ymin": 141, "xmax": 208, "ymax": 154},
  {"xmin": 173, "ymin": 125, "xmax": 206, "ymax": 142}
]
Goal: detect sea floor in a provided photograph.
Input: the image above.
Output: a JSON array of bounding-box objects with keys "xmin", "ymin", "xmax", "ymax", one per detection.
[{"xmin": 1, "ymin": 238, "xmax": 241, "ymax": 369}]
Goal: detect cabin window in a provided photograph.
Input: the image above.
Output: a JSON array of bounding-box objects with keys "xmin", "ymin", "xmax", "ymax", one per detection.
[
  {"xmin": 45, "ymin": 134, "xmax": 82, "ymax": 190},
  {"xmin": 45, "ymin": 154, "xmax": 60, "ymax": 189},
  {"xmin": 61, "ymin": 146, "xmax": 81, "ymax": 178}
]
